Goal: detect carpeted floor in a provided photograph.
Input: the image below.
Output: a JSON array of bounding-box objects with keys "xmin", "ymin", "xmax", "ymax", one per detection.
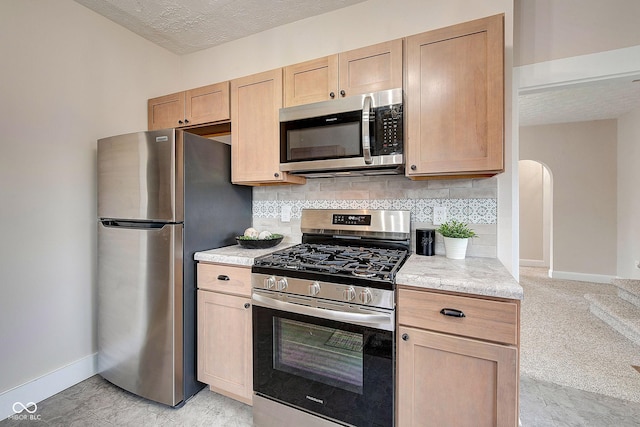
[{"xmin": 519, "ymin": 267, "xmax": 640, "ymax": 403}]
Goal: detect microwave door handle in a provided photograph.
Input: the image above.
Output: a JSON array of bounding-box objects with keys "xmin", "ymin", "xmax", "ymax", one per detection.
[{"xmin": 362, "ymin": 95, "xmax": 373, "ymax": 164}]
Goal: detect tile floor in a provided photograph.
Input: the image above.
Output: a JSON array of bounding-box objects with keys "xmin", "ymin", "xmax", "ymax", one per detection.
[{"xmin": 2, "ymin": 374, "xmax": 640, "ymax": 426}]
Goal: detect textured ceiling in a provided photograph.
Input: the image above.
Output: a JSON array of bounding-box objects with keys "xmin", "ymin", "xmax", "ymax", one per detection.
[
  {"xmin": 73, "ymin": 0, "xmax": 367, "ymax": 55},
  {"xmin": 74, "ymin": 0, "xmax": 640, "ymax": 126},
  {"xmin": 519, "ymin": 77, "xmax": 640, "ymax": 127}
]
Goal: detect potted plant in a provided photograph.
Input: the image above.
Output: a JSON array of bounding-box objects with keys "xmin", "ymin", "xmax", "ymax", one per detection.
[{"xmin": 436, "ymin": 220, "xmax": 477, "ymax": 259}]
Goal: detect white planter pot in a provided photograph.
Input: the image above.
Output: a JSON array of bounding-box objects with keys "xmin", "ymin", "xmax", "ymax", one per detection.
[{"xmin": 443, "ymin": 237, "xmax": 469, "ymax": 259}]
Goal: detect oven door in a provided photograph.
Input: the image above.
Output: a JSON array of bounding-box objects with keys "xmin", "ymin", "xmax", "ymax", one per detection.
[{"xmin": 252, "ymin": 291, "xmax": 394, "ymax": 427}]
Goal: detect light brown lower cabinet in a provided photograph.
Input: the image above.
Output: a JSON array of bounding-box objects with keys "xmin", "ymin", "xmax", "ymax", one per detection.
[
  {"xmin": 397, "ymin": 326, "xmax": 517, "ymax": 427},
  {"xmin": 197, "ymin": 263, "xmax": 253, "ymax": 405},
  {"xmin": 397, "ymin": 287, "xmax": 519, "ymax": 427}
]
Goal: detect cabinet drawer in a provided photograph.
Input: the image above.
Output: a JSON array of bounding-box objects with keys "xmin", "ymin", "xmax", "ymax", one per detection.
[
  {"xmin": 197, "ymin": 263, "xmax": 252, "ymax": 297},
  {"xmin": 398, "ymin": 288, "xmax": 518, "ymax": 345}
]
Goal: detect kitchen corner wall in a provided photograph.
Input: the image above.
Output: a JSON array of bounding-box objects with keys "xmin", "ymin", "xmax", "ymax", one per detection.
[{"xmin": 252, "ymin": 175, "xmax": 498, "ymax": 257}]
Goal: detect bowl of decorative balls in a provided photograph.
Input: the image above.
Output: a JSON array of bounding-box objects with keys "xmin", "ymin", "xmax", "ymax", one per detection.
[{"xmin": 236, "ymin": 228, "xmax": 284, "ymax": 249}]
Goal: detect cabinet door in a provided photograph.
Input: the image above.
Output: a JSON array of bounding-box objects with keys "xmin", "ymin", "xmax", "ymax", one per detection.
[
  {"xmin": 405, "ymin": 14, "xmax": 504, "ymax": 177},
  {"xmin": 185, "ymin": 81, "xmax": 230, "ymax": 125},
  {"xmin": 231, "ymin": 69, "xmax": 305, "ymax": 185},
  {"xmin": 338, "ymin": 39, "xmax": 403, "ymax": 97},
  {"xmin": 397, "ymin": 326, "xmax": 518, "ymax": 427},
  {"xmin": 197, "ymin": 290, "xmax": 253, "ymax": 405},
  {"xmin": 283, "ymin": 56, "xmax": 338, "ymax": 107},
  {"xmin": 148, "ymin": 92, "xmax": 185, "ymax": 130}
]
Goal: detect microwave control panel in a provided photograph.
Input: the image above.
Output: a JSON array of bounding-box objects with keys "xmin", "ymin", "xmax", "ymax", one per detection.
[{"xmin": 374, "ymin": 104, "xmax": 403, "ymax": 155}]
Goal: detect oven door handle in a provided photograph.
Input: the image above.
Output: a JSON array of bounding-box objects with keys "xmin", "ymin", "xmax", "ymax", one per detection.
[{"xmin": 252, "ymin": 292, "xmax": 394, "ymax": 331}]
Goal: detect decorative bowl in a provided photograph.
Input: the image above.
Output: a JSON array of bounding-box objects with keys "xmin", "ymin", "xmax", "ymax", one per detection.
[{"xmin": 235, "ymin": 234, "xmax": 284, "ymax": 249}]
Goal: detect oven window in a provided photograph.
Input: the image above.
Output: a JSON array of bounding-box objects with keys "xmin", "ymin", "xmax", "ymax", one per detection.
[{"xmin": 273, "ymin": 318, "xmax": 363, "ymax": 394}]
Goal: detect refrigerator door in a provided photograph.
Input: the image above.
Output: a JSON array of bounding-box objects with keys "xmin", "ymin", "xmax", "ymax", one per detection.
[
  {"xmin": 98, "ymin": 220, "xmax": 184, "ymax": 406},
  {"xmin": 97, "ymin": 129, "xmax": 183, "ymax": 222}
]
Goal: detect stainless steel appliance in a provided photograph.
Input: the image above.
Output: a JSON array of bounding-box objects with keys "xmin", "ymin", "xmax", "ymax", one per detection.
[
  {"xmin": 279, "ymin": 88, "xmax": 404, "ymax": 177},
  {"xmin": 97, "ymin": 129, "xmax": 252, "ymax": 407},
  {"xmin": 251, "ymin": 209, "xmax": 410, "ymax": 427}
]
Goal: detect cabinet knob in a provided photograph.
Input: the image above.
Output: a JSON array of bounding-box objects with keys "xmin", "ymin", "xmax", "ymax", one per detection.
[
  {"xmin": 184, "ymin": 119, "xmax": 190, "ymax": 124},
  {"xmin": 402, "ymin": 333, "xmax": 409, "ymax": 341},
  {"xmin": 274, "ymin": 172, "xmax": 280, "ymax": 178},
  {"xmin": 178, "ymin": 120, "xmax": 184, "ymax": 125},
  {"xmin": 340, "ymin": 90, "xmax": 346, "ymax": 97},
  {"xmin": 329, "ymin": 92, "xmax": 335, "ymax": 99},
  {"xmin": 410, "ymin": 165, "xmax": 417, "ymax": 171},
  {"xmin": 244, "ymin": 303, "xmax": 251, "ymax": 309}
]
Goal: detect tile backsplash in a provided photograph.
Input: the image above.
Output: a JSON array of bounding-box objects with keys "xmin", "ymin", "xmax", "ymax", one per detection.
[{"xmin": 251, "ymin": 175, "xmax": 497, "ymax": 257}]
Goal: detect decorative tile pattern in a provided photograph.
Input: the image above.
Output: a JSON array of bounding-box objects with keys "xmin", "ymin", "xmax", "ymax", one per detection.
[{"xmin": 253, "ymin": 198, "xmax": 497, "ymax": 224}]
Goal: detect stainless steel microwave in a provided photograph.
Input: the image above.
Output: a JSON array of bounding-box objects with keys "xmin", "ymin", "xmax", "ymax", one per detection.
[{"xmin": 279, "ymin": 88, "xmax": 404, "ymax": 177}]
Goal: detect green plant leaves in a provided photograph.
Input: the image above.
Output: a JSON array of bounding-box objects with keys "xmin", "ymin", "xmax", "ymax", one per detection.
[{"xmin": 436, "ymin": 220, "xmax": 477, "ymax": 238}]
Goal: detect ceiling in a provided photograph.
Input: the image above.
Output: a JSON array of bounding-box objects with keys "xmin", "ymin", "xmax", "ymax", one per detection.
[
  {"xmin": 519, "ymin": 77, "xmax": 640, "ymax": 127},
  {"xmin": 74, "ymin": 0, "xmax": 640, "ymax": 126},
  {"xmin": 73, "ymin": 0, "xmax": 367, "ymax": 55}
]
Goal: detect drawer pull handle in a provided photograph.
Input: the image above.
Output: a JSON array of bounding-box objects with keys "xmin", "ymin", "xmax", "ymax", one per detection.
[
  {"xmin": 217, "ymin": 275, "xmax": 230, "ymax": 281},
  {"xmin": 440, "ymin": 308, "xmax": 465, "ymax": 318}
]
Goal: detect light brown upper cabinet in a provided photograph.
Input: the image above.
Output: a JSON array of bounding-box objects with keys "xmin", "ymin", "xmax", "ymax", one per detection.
[
  {"xmin": 231, "ymin": 69, "xmax": 305, "ymax": 186},
  {"xmin": 283, "ymin": 39, "xmax": 403, "ymax": 107},
  {"xmin": 148, "ymin": 81, "xmax": 230, "ymax": 130},
  {"xmin": 405, "ymin": 14, "xmax": 504, "ymax": 179}
]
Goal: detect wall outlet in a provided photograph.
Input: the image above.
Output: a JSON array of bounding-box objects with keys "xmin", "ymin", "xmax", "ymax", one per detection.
[
  {"xmin": 281, "ymin": 205, "xmax": 292, "ymax": 223},
  {"xmin": 433, "ymin": 206, "xmax": 447, "ymax": 225}
]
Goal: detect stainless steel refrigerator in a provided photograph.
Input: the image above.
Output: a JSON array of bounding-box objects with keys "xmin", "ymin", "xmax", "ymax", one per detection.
[{"xmin": 97, "ymin": 129, "xmax": 252, "ymax": 407}]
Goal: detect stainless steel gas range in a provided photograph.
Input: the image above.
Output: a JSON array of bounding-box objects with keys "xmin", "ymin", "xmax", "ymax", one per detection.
[{"xmin": 251, "ymin": 209, "xmax": 410, "ymax": 427}]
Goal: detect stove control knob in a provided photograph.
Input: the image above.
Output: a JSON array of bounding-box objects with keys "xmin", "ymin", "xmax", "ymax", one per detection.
[
  {"xmin": 276, "ymin": 277, "xmax": 288, "ymax": 291},
  {"xmin": 264, "ymin": 276, "xmax": 276, "ymax": 290},
  {"xmin": 309, "ymin": 281, "xmax": 321, "ymax": 296},
  {"xmin": 359, "ymin": 288, "xmax": 373, "ymax": 304},
  {"xmin": 343, "ymin": 286, "xmax": 356, "ymax": 302}
]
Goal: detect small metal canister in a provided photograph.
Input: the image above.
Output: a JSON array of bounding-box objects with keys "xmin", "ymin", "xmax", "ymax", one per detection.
[{"xmin": 416, "ymin": 229, "xmax": 435, "ymax": 256}]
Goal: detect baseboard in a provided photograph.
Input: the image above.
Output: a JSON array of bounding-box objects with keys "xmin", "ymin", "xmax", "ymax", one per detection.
[
  {"xmin": 550, "ymin": 270, "xmax": 615, "ymax": 284},
  {"xmin": 0, "ymin": 353, "xmax": 98, "ymax": 421},
  {"xmin": 519, "ymin": 259, "xmax": 548, "ymax": 268}
]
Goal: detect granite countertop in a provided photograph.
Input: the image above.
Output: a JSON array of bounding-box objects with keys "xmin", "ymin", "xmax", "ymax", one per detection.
[
  {"xmin": 194, "ymin": 242, "xmax": 297, "ymax": 266},
  {"xmin": 396, "ymin": 254, "xmax": 523, "ymax": 300},
  {"xmin": 195, "ymin": 246, "xmax": 523, "ymax": 301}
]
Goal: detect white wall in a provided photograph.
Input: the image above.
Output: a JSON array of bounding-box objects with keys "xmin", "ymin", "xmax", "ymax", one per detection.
[
  {"xmin": 181, "ymin": 0, "xmax": 513, "ymax": 87},
  {"xmin": 617, "ymin": 107, "xmax": 640, "ymax": 278},
  {"xmin": 515, "ymin": 0, "xmax": 640, "ymax": 66},
  {"xmin": 0, "ymin": 0, "xmax": 179, "ymax": 410},
  {"xmin": 520, "ymin": 120, "xmax": 617, "ymax": 280}
]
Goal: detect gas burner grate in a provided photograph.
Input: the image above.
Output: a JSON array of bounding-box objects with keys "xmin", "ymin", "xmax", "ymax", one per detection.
[{"xmin": 254, "ymin": 243, "xmax": 408, "ymax": 282}]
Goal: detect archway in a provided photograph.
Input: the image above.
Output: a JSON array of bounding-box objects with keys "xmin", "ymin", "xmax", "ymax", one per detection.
[{"xmin": 518, "ymin": 159, "xmax": 553, "ymax": 276}]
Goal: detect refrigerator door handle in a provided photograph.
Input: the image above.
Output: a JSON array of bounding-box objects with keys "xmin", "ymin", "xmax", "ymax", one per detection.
[{"xmin": 100, "ymin": 220, "xmax": 167, "ymax": 229}]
